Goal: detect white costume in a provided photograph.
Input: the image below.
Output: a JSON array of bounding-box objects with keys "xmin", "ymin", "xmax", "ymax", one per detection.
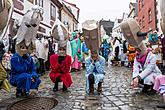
[
  {"xmin": 15, "ymin": 6, "xmax": 43, "ymax": 53},
  {"xmin": 120, "ymin": 18, "xmax": 162, "ymax": 86}
]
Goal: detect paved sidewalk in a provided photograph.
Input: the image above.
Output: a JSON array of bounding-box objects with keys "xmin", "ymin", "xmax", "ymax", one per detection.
[{"xmin": 0, "ymin": 66, "xmax": 163, "ymax": 110}]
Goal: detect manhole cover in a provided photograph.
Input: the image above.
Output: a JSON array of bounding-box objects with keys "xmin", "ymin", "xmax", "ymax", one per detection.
[{"xmin": 7, "ymin": 97, "xmax": 58, "ymax": 110}]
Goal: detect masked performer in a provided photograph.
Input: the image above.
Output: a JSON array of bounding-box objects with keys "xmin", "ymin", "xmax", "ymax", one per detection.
[
  {"xmin": 9, "ymin": 6, "xmax": 43, "ymax": 97},
  {"xmin": 10, "ymin": 45, "xmax": 41, "ymax": 97},
  {"xmin": 82, "ymin": 20, "xmax": 105, "ymax": 94},
  {"xmin": 152, "ymin": 0, "xmax": 165, "ymax": 108},
  {"xmin": 49, "ymin": 41, "xmax": 72, "ymax": 92},
  {"xmin": 120, "ymin": 18, "xmax": 162, "ymax": 94}
]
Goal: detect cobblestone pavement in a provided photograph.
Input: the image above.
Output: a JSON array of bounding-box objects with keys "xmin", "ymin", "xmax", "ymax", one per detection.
[{"xmin": 0, "ymin": 65, "xmax": 164, "ymax": 110}]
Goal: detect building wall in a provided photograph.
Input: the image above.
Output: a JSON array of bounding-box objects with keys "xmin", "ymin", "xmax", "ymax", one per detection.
[
  {"xmin": 156, "ymin": 0, "xmax": 162, "ymax": 35},
  {"xmin": 138, "ymin": 0, "xmax": 157, "ymax": 32},
  {"xmin": 11, "ymin": 0, "xmax": 61, "ymax": 36},
  {"xmin": 61, "ymin": 7, "xmax": 78, "ymax": 33},
  {"xmin": 128, "ymin": 3, "xmax": 137, "ymax": 19}
]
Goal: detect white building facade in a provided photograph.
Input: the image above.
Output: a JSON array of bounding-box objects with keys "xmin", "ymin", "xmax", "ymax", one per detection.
[{"xmin": 9, "ymin": 0, "xmax": 62, "ymax": 36}]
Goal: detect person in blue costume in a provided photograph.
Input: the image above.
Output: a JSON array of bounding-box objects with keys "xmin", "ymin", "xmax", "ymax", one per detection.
[
  {"xmin": 102, "ymin": 39, "xmax": 110, "ymax": 62},
  {"xmin": 10, "ymin": 45, "xmax": 41, "ymax": 97},
  {"xmin": 149, "ymin": 31, "xmax": 158, "ymax": 45},
  {"xmin": 85, "ymin": 50, "xmax": 105, "ymax": 95}
]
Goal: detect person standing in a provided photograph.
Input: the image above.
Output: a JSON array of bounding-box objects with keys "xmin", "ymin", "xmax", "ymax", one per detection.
[
  {"xmin": 35, "ymin": 36, "xmax": 49, "ymax": 75},
  {"xmin": 0, "ymin": 41, "xmax": 10, "ymax": 92},
  {"xmin": 70, "ymin": 32, "xmax": 82, "ymax": 71},
  {"xmin": 102, "ymin": 39, "xmax": 110, "ymax": 62}
]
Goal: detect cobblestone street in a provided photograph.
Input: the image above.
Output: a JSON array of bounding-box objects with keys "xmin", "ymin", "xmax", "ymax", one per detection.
[{"xmin": 0, "ymin": 66, "xmax": 164, "ymax": 110}]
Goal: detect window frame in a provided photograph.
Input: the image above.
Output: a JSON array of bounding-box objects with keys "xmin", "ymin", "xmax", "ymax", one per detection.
[{"xmin": 50, "ymin": 3, "xmax": 56, "ymax": 21}]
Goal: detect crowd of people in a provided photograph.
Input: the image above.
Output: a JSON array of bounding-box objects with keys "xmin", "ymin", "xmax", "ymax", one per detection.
[{"xmin": 0, "ymin": 29, "xmax": 165, "ymax": 108}]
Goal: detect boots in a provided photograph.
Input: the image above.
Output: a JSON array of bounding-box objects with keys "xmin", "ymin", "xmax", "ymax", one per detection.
[
  {"xmin": 88, "ymin": 74, "xmax": 94, "ymax": 94},
  {"xmin": 97, "ymin": 82, "xmax": 102, "ymax": 94},
  {"xmin": 157, "ymin": 104, "xmax": 165, "ymax": 109},
  {"xmin": 142, "ymin": 84, "xmax": 156, "ymax": 95},
  {"xmin": 62, "ymin": 83, "xmax": 67, "ymax": 92},
  {"xmin": 16, "ymin": 88, "xmax": 22, "ymax": 98},
  {"xmin": 53, "ymin": 82, "xmax": 58, "ymax": 92},
  {"xmin": 89, "ymin": 84, "xmax": 94, "ymax": 94}
]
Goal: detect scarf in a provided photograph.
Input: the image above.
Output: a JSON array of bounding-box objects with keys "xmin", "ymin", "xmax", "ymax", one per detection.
[{"xmin": 136, "ymin": 49, "xmax": 150, "ymax": 67}]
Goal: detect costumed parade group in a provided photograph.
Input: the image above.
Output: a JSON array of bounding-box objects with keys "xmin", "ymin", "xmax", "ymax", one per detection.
[{"xmin": 1, "ymin": 0, "xmax": 165, "ymax": 109}]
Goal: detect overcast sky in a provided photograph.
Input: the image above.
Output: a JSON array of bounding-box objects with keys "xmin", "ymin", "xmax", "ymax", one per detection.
[{"xmin": 67, "ymin": 0, "xmax": 136, "ymax": 23}]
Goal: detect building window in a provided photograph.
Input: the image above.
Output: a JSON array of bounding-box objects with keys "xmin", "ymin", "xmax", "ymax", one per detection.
[
  {"xmin": 139, "ymin": 0, "xmax": 141, "ymax": 11},
  {"xmin": 36, "ymin": 0, "xmax": 43, "ymax": 7},
  {"xmin": 27, "ymin": 0, "xmax": 33, "ymax": 3},
  {"xmin": 73, "ymin": 23, "xmax": 74, "ymax": 31},
  {"xmin": 50, "ymin": 3, "xmax": 56, "ymax": 21},
  {"xmin": 148, "ymin": 9, "xmax": 152, "ymax": 22},
  {"xmin": 142, "ymin": 0, "xmax": 144, "ymax": 7},
  {"xmin": 142, "ymin": 16, "xmax": 145, "ymax": 28},
  {"xmin": 139, "ymin": 19, "xmax": 142, "ymax": 27}
]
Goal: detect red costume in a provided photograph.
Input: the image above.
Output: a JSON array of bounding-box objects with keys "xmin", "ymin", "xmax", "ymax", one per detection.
[{"xmin": 49, "ymin": 54, "xmax": 72, "ymax": 88}]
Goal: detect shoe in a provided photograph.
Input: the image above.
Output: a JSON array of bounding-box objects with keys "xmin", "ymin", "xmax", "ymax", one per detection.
[
  {"xmin": 21, "ymin": 90, "xmax": 29, "ymax": 97},
  {"xmin": 53, "ymin": 88, "xmax": 58, "ymax": 92},
  {"xmin": 89, "ymin": 84, "xmax": 94, "ymax": 95},
  {"xmin": 142, "ymin": 84, "xmax": 152, "ymax": 93},
  {"xmin": 62, "ymin": 84, "xmax": 67, "ymax": 92},
  {"xmin": 53, "ymin": 83, "xmax": 58, "ymax": 92},
  {"xmin": 146, "ymin": 89, "xmax": 156, "ymax": 95},
  {"xmin": 157, "ymin": 104, "xmax": 165, "ymax": 109},
  {"xmin": 97, "ymin": 82, "xmax": 102, "ymax": 95},
  {"xmin": 16, "ymin": 88, "xmax": 22, "ymax": 98}
]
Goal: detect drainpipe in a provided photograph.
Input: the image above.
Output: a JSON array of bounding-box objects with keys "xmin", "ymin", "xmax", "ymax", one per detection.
[{"xmin": 154, "ymin": 0, "xmax": 158, "ymax": 31}]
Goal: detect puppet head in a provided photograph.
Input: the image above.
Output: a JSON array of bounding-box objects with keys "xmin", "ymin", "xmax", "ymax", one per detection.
[
  {"xmin": 51, "ymin": 19, "xmax": 68, "ymax": 41},
  {"xmin": 120, "ymin": 18, "xmax": 151, "ymax": 55},
  {"xmin": 15, "ymin": 5, "xmax": 43, "ymax": 53},
  {"xmin": 82, "ymin": 20, "xmax": 101, "ymax": 52}
]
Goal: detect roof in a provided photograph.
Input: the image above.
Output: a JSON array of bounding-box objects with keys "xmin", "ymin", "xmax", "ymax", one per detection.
[
  {"xmin": 51, "ymin": 0, "xmax": 62, "ymax": 8},
  {"xmin": 62, "ymin": 3, "xmax": 79, "ymax": 23},
  {"xmin": 62, "ymin": 0, "xmax": 80, "ymax": 20}
]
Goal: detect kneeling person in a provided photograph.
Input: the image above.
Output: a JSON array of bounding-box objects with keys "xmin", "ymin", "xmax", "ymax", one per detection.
[
  {"xmin": 49, "ymin": 43, "xmax": 73, "ymax": 92},
  {"xmin": 85, "ymin": 51, "xmax": 105, "ymax": 94},
  {"xmin": 10, "ymin": 46, "xmax": 41, "ymax": 97}
]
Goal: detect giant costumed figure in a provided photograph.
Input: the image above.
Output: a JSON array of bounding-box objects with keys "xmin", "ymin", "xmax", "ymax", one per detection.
[
  {"xmin": 82, "ymin": 20, "xmax": 106, "ymax": 94},
  {"xmin": 152, "ymin": 0, "xmax": 165, "ymax": 109},
  {"xmin": 10, "ymin": 6, "xmax": 43, "ymax": 97},
  {"xmin": 120, "ymin": 18, "xmax": 162, "ymax": 94},
  {"xmin": 49, "ymin": 19, "xmax": 73, "ymax": 92},
  {"xmin": 0, "ymin": 0, "xmax": 13, "ymax": 92}
]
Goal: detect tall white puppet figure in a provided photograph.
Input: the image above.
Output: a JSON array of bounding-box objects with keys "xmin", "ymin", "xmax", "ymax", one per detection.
[
  {"xmin": 120, "ymin": 18, "xmax": 162, "ymax": 95},
  {"xmin": 15, "ymin": 5, "xmax": 43, "ymax": 53},
  {"xmin": 0, "ymin": 0, "xmax": 13, "ymax": 92},
  {"xmin": 9, "ymin": 6, "xmax": 43, "ymax": 97}
]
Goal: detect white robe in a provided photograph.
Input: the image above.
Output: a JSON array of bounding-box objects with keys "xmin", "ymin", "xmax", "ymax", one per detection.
[
  {"xmin": 35, "ymin": 38, "xmax": 49, "ymax": 62},
  {"xmin": 132, "ymin": 51, "xmax": 162, "ymax": 85}
]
